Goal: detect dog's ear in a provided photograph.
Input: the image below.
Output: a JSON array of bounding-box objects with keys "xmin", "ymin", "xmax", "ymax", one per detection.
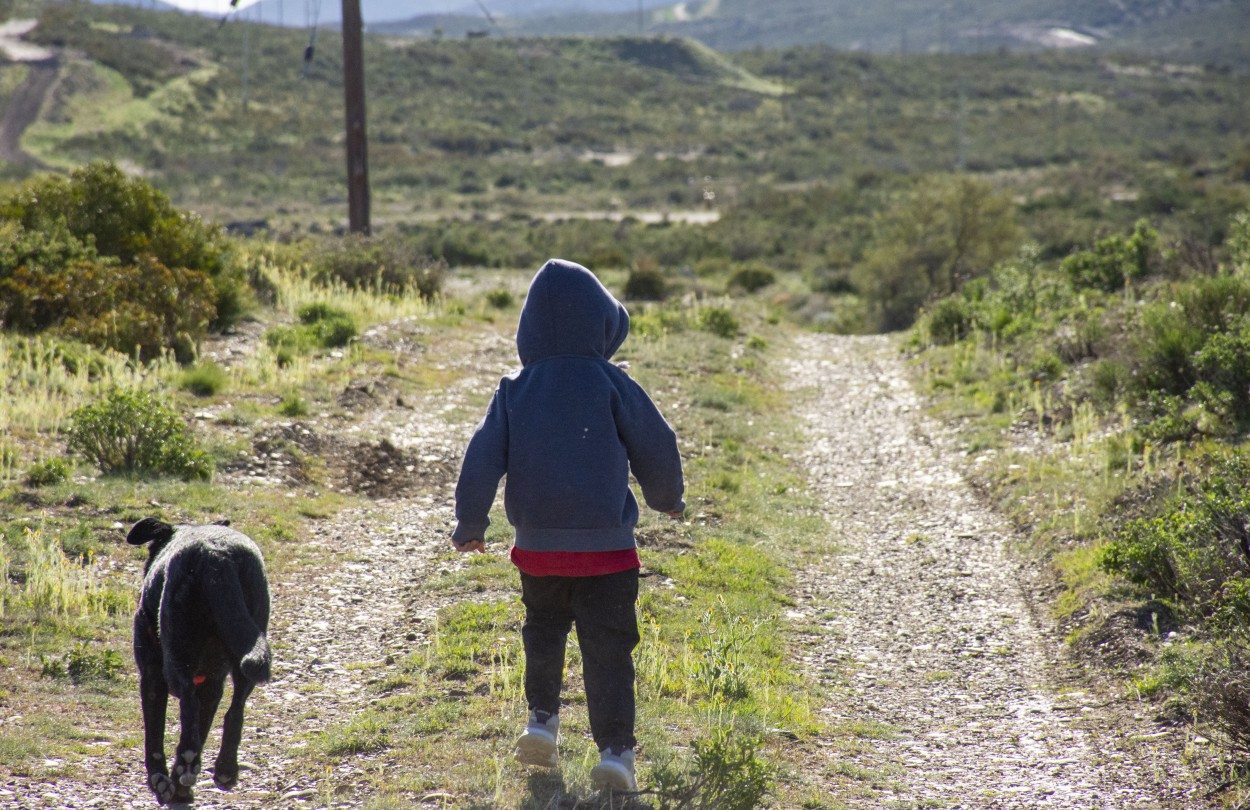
[{"xmin": 127, "ymin": 518, "xmax": 175, "ymax": 546}]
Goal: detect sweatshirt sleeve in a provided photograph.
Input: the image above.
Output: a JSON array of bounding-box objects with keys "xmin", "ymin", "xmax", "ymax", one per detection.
[
  {"xmin": 452, "ymin": 387, "xmax": 508, "ymax": 542},
  {"xmin": 614, "ymin": 376, "xmax": 685, "ymax": 514}
]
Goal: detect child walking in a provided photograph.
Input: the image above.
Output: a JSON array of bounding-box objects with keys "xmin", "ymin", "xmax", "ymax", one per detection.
[{"xmin": 451, "ymin": 259, "xmax": 685, "ymax": 792}]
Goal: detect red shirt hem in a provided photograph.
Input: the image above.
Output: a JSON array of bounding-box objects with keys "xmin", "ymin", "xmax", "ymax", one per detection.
[{"xmin": 510, "ymin": 546, "xmax": 641, "ymax": 577}]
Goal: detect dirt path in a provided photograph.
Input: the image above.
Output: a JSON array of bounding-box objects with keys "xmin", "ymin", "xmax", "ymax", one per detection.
[
  {"xmin": 787, "ymin": 333, "xmax": 1213, "ymax": 809},
  {"xmin": 0, "ymin": 19, "xmax": 58, "ymax": 168}
]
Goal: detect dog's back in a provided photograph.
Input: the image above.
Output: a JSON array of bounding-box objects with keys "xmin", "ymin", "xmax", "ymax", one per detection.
[{"xmin": 131, "ymin": 519, "xmax": 272, "ymax": 688}]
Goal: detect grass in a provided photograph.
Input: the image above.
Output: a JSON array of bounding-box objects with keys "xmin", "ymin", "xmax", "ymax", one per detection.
[
  {"xmin": 0, "ymin": 333, "xmax": 182, "ymax": 457},
  {"xmin": 0, "ymin": 528, "xmax": 126, "ymax": 621}
]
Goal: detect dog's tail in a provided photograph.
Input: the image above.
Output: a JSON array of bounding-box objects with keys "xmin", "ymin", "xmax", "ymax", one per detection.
[{"xmin": 208, "ymin": 565, "xmax": 273, "ymax": 684}]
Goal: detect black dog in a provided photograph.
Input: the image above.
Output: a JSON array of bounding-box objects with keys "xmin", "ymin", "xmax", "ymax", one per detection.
[{"xmin": 128, "ymin": 517, "xmax": 272, "ymax": 804}]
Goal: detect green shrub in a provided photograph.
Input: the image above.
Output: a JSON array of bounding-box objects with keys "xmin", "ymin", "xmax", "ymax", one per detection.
[
  {"xmin": 1137, "ymin": 394, "xmax": 1199, "ymax": 444},
  {"xmin": 42, "ymin": 642, "xmax": 125, "ymax": 684},
  {"xmin": 24, "ymin": 458, "xmax": 70, "ymax": 488},
  {"xmin": 485, "ymin": 288, "xmax": 513, "ymax": 309},
  {"xmin": 624, "ymin": 267, "xmax": 668, "ymax": 301},
  {"xmin": 67, "ymin": 387, "xmax": 212, "ymax": 481},
  {"xmin": 1100, "ymin": 453, "xmax": 1250, "ymax": 612},
  {"xmin": 1228, "ymin": 210, "xmax": 1250, "ymax": 271},
  {"xmin": 632, "ymin": 308, "xmax": 688, "ymax": 338},
  {"xmin": 696, "ymin": 306, "xmax": 739, "ymax": 339},
  {"xmin": 1173, "ymin": 274, "xmax": 1250, "ymax": 334},
  {"xmin": 278, "ymin": 395, "xmax": 309, "ymax": 417},
  {"xmin": 727, "ymin": 264, "xmax": 776, "ymax": 294},
  {"xmin": 1086, "ymin": 359, "xmax": 1128, "ymax": 407},
  {"xmin": 856, "ymin": 175, "xmax": 1017, "ymax": 331},
  {"xmin": 308, "ymin": 233, "xmax": 446, "ymax": 299},
  {"xmin": 1, "ymin": 163, "xmax": 244, "ymax": 356},
  {"xmin": 265, "ymin": 325, "xmax": 317, "ymax": 357},
  {"xmin": 1128, "ymin": 302, "xmax": 1208, "ymax": 400},
  {"xmin": 266, "ymin": 305, "xmax": 358, "ymax": 357},
  {"xmin": 1027, "ymin": 352, "xmax": 1065, "ymax": 383},
  {"xmin": 1099, "ymin": 514, "xmax": 1181, "ymax": 598},
  {"xmin": 694, "ymin": 256, "xmax": 732, "ymax": 278},
  {"xmin": 1061, "ymin": 219, "xmax": 1158, "ymax": 292},
  {"xmin": 3, "ymin": 162, "xmax": 227, "ymax": 276},
  {"xmin": 298, "ymin": 303, "xmax": 358, "ymax": 348},
  {"xmin": 1126, "ymin": 275, "xmax": 1250, "ymax": 420},
  {"xmin": 179, "ymin": 361, "xmax": 228, "ymax": 397},
  {"xmin": 924, "ymin": 297, "xmax": 974, "ymax": 345},
  {"xmin": 1192, "ymin": 326, "xmax": 1250, "ymax": 430},
  {"xmin": 651, "ymin": 729, "xmax": 774, "ymax": 810}
]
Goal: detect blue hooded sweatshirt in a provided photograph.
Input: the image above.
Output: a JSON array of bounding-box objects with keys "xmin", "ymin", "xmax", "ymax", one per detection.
[{"xmin": 452, "ymin": 259, "xmax": 685, "ymax": 553}]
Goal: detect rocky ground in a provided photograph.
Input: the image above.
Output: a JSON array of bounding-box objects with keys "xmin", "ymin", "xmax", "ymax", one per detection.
[{"xmin": 3, "ymin": 327, "xmax": 1219, "ymax": 809}]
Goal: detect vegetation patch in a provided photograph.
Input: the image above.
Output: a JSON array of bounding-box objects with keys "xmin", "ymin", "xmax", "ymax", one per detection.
[
  {"xmin": 67, "ymin": 386, "xmax": 212, "ymax": 481},
  {"xmin": 908, "ymin": 204, "xmax": 1250, "ymax": 773},
  {"xmin": 0, "ymin": 162, "xmax": 246, "ymax": 360}
]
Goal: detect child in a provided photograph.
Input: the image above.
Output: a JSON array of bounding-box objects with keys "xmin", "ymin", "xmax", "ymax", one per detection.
[{"xmin": 451, "ymin": 259, "xmax": 685, "ymax": 792}]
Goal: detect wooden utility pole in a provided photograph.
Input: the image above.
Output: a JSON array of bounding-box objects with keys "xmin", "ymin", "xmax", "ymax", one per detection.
[{"xmin": 342, "ymin": 0, "xmax": 370, "ymax": 234}]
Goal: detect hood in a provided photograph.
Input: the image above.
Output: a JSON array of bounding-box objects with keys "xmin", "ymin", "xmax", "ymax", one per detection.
[{"xmin": 516, "ymin": 259, "xmax": 630, "ymax": 366}]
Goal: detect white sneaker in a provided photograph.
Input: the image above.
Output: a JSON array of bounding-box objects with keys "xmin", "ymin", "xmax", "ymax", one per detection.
[
  {"xmin": 590, "ymin": 746, "xmax": 637, "ymax": 792},
  {"xmin": 514, "ymin": 710, "xmax": 559, "ymax": 768}
]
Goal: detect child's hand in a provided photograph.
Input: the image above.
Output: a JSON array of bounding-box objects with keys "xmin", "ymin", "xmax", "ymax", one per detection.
[{"xmin": 452, "ymin": 537, "xmax": 485, "ymax": 553}]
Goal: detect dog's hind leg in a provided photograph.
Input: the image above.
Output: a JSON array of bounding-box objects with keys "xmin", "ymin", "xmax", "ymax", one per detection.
[
  {"xmin": 195, "ymin": 676, "xmax": 225, "ymax": 750},
  {"xmin": 138, "ymin": 671, "xmax": 176, "ymax": 804},
  {"xmin": 135, "ymin": 614, "xmax": 176, "ymax": 804},
  {"xmin": 171, "ymin": 686, "xmax": 204, "ymax": 800},
  {"xmin": 212, "ymin": 672, "xmax": 256, "ymax": 789}
]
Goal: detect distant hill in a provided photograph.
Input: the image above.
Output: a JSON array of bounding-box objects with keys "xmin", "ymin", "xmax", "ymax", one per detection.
[
  {"xmin": 370, "ymin": 0, "xmax": 1250, "ymax": 65},
  {"xmin": 87, "ymin": 0, "xmax": 1250, "ymax": 67}
]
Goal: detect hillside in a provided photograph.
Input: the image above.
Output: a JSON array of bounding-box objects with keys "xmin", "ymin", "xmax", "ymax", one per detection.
[{"xmin": 3, "ymin": 2, "xmax": 1247, "ymax": 238}]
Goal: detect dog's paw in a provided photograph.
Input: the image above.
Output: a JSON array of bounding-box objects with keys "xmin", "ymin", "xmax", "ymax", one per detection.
[
  {"xmin": 212, "ymin": 767, "xmax": 239, "ymax": 789},
  {"xmin": 172, "ymin": 747, "xmax": 201, "ymax": 787},
  {"xmin": 147, "ymin": 771, "xmax": 175, "ymax": 804}
]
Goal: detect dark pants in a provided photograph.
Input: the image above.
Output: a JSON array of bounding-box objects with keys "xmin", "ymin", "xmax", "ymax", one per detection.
[{"xmin": 520, "ymin": 568, "xmax": 640, "ymax": 751}]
